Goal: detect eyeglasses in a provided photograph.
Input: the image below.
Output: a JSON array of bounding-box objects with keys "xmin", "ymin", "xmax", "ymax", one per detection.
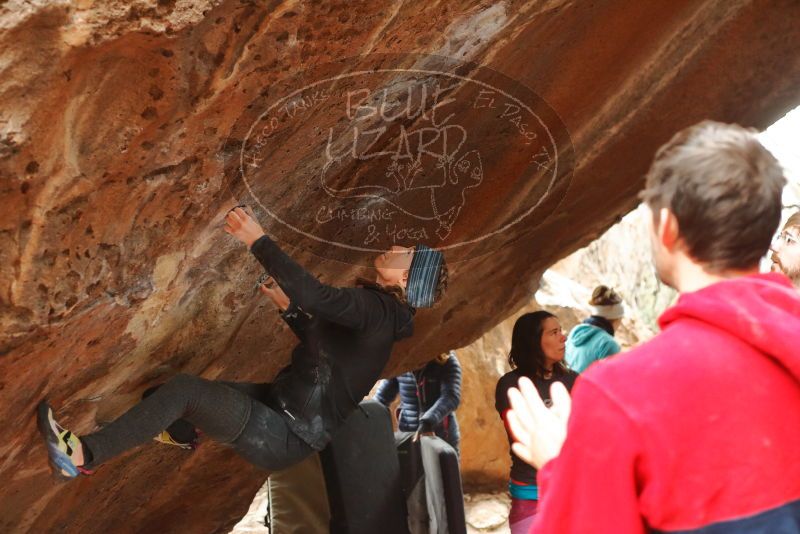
[{"xmin": 774, "ymin": 232, "xmax": 800, "ymax": 246}]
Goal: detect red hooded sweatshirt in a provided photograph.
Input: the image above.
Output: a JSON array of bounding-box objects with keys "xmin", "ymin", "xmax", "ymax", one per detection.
[{"xmin": 532, "ymin": 273, "xmax": 800, "ymax": 533}]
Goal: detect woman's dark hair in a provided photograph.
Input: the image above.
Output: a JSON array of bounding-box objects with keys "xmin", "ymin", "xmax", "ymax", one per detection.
[
  {"xmin": 584, "ymin": 315, "xmax": 615, "ymax": 336},
  {"xmin": 508, "ymin": 311, "xmax": 569, "ymax": 378},
  {"xmin": 355, "ymin": 277, "xmax": 406, "ymax": 302},
  {"xmin": 432, "ymin": 259, "xmax": 449, "ymax": 305}
]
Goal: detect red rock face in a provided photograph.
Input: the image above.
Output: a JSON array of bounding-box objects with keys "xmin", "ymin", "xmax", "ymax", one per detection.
[{"xmin": 0, "ymin": 0, "xmax": 798, "ymax": 532}]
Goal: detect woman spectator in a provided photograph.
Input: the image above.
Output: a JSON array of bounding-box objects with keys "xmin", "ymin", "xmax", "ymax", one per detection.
[
  {"xmin": 495, "ymin": 311, "xmax": 578, "ymax": 533},
  {"xmin": 566, "ymin": 285, "xmax": 623, "ymax": 373}
]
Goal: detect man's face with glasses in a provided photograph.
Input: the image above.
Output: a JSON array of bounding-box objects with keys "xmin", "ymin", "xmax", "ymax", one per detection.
[{"xmin": 770, "ymin": 227, "xmax": 800, "ymax": 285}]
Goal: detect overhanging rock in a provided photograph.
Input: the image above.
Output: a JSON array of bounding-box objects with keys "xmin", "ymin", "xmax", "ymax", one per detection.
[{"xmin": 1, "ymin": 1, "xmax": 798, "ymax": 532}]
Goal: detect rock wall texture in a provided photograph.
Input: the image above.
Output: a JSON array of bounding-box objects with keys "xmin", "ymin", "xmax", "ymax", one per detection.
[{"xmin": 1, "ymin": 1, "xmax": 799, "ymax": 532}]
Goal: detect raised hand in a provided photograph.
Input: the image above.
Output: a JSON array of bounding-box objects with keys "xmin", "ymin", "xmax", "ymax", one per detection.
[
  {"xmin": 223, "ymin": 206, "xmax": 265, "ymax": 248},
  {"xmin": 505, "ymin": 376, "xmax": 571, "ymax": 469}
]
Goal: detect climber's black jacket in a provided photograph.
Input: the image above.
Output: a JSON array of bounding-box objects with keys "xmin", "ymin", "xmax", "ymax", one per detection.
[{"xmin": 250, "ymin": 235, "xmax": 415, "ymax": 450}]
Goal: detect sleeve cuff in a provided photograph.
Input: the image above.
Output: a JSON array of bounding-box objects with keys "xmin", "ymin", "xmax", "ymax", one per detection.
[
  {"xmin": 249, "ymin": 234, "xmax": 271, "ymax": 253},
  {"xmin": 537, "ymin": 456, "xmax": 557, "ymax": 497},
  {"xmin": 279, "ymin": 301, "xmax": 300, "ymax": 317}
]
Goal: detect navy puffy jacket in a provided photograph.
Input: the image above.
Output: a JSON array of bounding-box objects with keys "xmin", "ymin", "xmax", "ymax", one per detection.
[{"xmin": 374, "ymin": 351, "xmax": 462, "ymax": 452}]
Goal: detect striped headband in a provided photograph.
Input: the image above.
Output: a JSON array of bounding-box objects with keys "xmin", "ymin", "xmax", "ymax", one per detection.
[{"xmin": 406, "ymin": 244, "xmax": 444, "ymax": 308}]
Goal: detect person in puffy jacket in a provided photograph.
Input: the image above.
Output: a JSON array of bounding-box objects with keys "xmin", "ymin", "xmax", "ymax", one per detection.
[
  {"xmin": 37, "ymin": 207, "xmax": 449, "ymax": 481},
  {"xmin": 565, "ymin": 285, "xmax": 623, "ymax": 373},
  {"xmin": 374, "ymin": 350, "xmax": 462, "ymax": 453}
]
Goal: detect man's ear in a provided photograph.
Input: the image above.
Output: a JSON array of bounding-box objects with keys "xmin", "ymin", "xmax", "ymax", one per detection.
[{"xmin": 658, "ymin": 208, "xmax": 681, "ymax": 251}]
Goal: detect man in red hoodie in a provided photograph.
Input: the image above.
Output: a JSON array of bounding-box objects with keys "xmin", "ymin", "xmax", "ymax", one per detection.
[{"xmin": 506, "ymin": 121, "xmax": 800, "ymax": 533}]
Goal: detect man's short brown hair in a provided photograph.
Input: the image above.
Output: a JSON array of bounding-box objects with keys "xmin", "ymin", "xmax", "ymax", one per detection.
[
  {"xmin": 783, "ymin": 211, "xmax": 800, "ymax": 233},
  {"xmin": 639, "ymin": 120, "xmax": 785, "ymax": 272}
]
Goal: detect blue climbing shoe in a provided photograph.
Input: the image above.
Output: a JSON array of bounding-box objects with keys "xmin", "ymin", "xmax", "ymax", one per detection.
[{"xmin": 36, "ymin": 401, "xmax": 88, "ymax": 480}]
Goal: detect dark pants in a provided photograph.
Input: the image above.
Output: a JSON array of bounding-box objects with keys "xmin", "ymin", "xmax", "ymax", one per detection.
[{"xmin": 81, "ymin": 374, "xmax": 313, "ymax": 472}]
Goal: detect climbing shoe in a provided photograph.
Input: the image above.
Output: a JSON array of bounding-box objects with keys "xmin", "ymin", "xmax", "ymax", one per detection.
[{"xmin": 36, "ymin": 401, "xmax": 91, "ymax": 480}]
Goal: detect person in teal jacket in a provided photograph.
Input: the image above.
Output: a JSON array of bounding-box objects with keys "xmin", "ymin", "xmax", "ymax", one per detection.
[{"xmin": 566, "ymin": 285, "xmax": 623, "ymax": 373}]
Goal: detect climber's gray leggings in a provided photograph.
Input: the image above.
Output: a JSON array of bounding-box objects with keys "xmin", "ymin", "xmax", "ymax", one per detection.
[{"xmin": 81, "ymin": 374, "xmax": 313, "ymax": 471}]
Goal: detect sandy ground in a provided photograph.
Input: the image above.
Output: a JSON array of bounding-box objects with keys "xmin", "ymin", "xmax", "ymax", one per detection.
[{"xmin": 230, "ymin": 485, "xmax": 512, "ymax": 533}]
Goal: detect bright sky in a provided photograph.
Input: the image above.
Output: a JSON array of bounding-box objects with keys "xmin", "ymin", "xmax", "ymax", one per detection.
[
  {"xmin": 758, "ymin": 106, "xmax": 800, "ymax": 270},
  {"xmin": 759, "ymin": 105, "xmax": 800, "ymax": 207}
]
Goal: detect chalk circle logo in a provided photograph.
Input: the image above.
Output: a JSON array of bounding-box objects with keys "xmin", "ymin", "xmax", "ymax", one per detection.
[{"xmin": 234, "ymin": 54, "xmax": 573, "ymax": 265}]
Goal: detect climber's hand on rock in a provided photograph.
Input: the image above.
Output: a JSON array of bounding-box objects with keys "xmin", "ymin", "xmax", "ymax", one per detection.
[
  {"xmin": 259, "ymin": 276, "xmax": 290, "ymax": 311},
  {"xmin": 506, "ymin": 376, "xmax": 571, "ymax": 470},
  {"xmin": 224, "ymin": 207, "xmax": 265, "ymax": 248}
]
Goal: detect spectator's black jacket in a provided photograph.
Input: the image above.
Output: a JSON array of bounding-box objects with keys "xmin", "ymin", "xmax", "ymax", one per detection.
[{"xmin": 495, "ymin": 368, "xmax": 578, "ymax": 486}]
